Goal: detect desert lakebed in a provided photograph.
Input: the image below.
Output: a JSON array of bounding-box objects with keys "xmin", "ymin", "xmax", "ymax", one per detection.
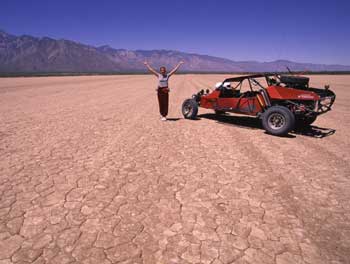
[{"xmin": 0, "ymin": 74, "xmax": 349, "ymax": 263}]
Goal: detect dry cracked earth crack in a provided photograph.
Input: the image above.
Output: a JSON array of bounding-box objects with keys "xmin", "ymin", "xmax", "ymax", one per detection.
[{"xmin": 0, "ymin": 75, "xmax": 349, "ymax": 263}]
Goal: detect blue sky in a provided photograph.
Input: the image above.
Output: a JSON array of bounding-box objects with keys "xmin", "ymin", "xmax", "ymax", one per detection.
[{"xmin": 1, "ymin": 0, "xmax": 349, "ymax": 64}]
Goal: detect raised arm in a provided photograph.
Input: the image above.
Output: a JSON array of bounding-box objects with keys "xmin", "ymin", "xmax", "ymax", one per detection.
[
  {"xmin": 143, "ymin": 61, "xmax": 159, "ymax": 76},
  {"xmin": 169, "ymin": 61, "xmax": 184, "ymax": 76}
]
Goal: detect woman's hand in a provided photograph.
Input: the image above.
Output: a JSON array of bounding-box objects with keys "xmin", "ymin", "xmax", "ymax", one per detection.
[
  {"xmin": 143, "ymin": 61, "xmax": 158, "ymax": 76},
  {"xmin": 169, "ymin": 61, "xmax": 185, "ymax": 76}
]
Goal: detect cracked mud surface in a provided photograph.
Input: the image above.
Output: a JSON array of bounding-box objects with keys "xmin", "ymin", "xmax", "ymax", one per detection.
[{"xmin": 0, "ymin": 74, "xmax": 349, "ymax": 263}]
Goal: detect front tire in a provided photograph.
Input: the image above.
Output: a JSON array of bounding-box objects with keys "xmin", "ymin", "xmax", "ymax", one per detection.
[
  {"xmin": 182, "ymin": 99, "xmax": 198, "ymax": 119},
  {"xmin": 262, "ymin": 106, "xmax": 295, "ymax": 136}
]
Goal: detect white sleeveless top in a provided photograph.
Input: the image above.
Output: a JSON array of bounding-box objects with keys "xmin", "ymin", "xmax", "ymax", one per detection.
[{"xmin": 158, "ymin": 74, "xmax": 170, "ymax": 88}]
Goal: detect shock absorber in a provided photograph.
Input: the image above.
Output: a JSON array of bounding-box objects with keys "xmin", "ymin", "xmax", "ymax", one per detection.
[
  {"xmin": 256, "ymin": 93, "xmax": 265, "ymax": 108},
  {"xmin": 259, "ymin": 89, "xmax": 271, "ymax": 107}
]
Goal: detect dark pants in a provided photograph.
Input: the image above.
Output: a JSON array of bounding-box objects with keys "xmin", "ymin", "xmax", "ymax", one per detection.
[{"xmin": 157, "ymin": 87, "xmax": 169, "ymax": 117}]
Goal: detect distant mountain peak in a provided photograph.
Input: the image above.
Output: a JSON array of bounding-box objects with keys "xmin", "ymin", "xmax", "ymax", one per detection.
[
  {"xmin": 41, "ymin": 36, "xmax": 55, "ymax": 41},
  {"xmin": 100, "ymin": 44, "xmax": 109, "ymax": 48},
  {"xmin": 0, "ymin": 30, "xmax": 15, "ymax": 40},
  {"xmin": 98, "ymin": 45, "xmax": 115, "ymax": 51},
  {"xmin": 273, "ymin": 59, "xmax": 293, "ymax": 63},
  {"xmin": 0, "ymin": 29, "xmax": 11, "ymax": 36},
  {"xmin": 99, "ymin": 45, "xmax": 112, "ymax": 49}
]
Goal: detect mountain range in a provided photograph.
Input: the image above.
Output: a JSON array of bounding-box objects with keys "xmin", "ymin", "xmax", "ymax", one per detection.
[{"xmin": 1, "ymin": 30, "xmax": 350, "ymax": 73}]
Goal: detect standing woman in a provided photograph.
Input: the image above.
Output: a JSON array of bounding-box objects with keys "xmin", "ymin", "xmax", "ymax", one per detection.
[{"xmin": 144, "ymin": 61, "xmax": 184, "ymax": 121}]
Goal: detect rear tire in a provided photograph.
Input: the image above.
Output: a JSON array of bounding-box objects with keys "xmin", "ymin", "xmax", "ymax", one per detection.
[
  {"xmin": 262, "ymin": 106, "xmax": 295, "ymax": 136},
  {"xmin": 182, "ymin": 99, "xmax": 198, "ymax": 119}
]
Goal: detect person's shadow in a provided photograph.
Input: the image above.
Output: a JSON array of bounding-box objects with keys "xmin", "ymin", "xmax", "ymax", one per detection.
[
  {"xmin": 166, "ymin": 118, "xmax": 181, "ymax": 121},
  {"xmin": 198, "ymin": 113, "xmax": 335, "ymax": 138}
]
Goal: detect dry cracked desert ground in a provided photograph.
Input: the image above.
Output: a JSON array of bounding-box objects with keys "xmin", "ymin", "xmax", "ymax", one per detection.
[{"xmin": 0, "ymin": 74, "xmax": 349, "ymax": 264}]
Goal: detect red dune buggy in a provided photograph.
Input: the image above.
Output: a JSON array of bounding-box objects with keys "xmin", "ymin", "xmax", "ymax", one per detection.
[{"xmin": 182, "ymin": 74, "xmax": 335, "ymax": 136}]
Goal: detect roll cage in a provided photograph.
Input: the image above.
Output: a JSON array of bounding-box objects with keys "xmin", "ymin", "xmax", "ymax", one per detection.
[{"xmin": 220, "ymin": 74, "xmax": 275, "ymax": 92}]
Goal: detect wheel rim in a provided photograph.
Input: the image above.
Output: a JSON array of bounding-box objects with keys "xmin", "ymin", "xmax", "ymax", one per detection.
[
  {"xmin": 268, "ymin": 113, "xmax": 286, "ymax": 130},
  {"xmin": 183, "ymin": 102, "xmax": 193, "ymax": 116}
]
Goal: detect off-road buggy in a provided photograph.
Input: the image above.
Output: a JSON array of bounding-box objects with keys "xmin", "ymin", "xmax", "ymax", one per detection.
[{"xmin": 182, "ymin": 74, "xmax": 335, "ymax": 136}]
